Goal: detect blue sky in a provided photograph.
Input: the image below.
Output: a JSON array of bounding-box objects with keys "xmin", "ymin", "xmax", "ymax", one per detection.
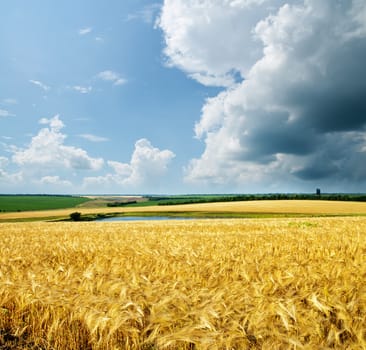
[{"xmin": 1, "ymin": 0, "xmax": 366, "ymax": 194}]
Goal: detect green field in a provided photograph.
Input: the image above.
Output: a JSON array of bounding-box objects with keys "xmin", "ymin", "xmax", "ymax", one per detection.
[
  {"xmin": 115, "ymin": 193, "xmax": 366, "ymax": 207},
  {"xmin": 2, "ymin": 193, "xmax": 366, "ymax": 215},
  {"xmin": 0, "ymin": 195, "xmax": 90, "ymax": 212}
]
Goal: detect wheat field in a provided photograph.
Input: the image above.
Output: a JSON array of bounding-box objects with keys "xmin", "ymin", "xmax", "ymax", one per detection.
[
  {"xmin": 2, "ymin": 200, "xmax": 366, "ymax": 221},
  {"xmin": 0, "ymin": 217, "xmax": 365, "ymax": 349}
]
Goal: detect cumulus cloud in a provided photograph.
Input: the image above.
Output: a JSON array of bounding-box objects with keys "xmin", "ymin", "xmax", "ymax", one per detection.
[
  {"xmin": 12, "ymin": 115, "xmax": 104, "ymax": 171},
  {"xmin": 157, "ymin": 0, "xmax": 281, "ymax": 87},
  {"xmin": 29, "ymin": 79, "xmax": 50, "ymax": 91},
  {"xmin": 83, "ymin": 138, "xmax": 175, "ymax": 190},
  {"xmin": 0, "ymin": 156, "xmax": 22, "ymax": 184},
  {"xmin": 0, "ymin": 169, "xmax": 23, "ymax": 184},
  {"xmin": 0, "ymin": 156, "xmax": 8, "ymax": 168},
  {"xmin": 159, "ymin": 0, "xmax": 366, "ymax": 191},
  {"xmin": 97, "ymin": 70, "xmax": 126, "ymax": 86},
  {"xmin": 1, "ymin": 116, "xmax": 175, "ymax": 192},
  {"xmin": 38, "ymin": 175, "xmax": 72, "ymax": 187}
]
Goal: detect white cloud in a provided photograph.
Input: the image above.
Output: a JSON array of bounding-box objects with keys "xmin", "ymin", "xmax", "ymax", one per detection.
[
  {"xmin": 127, "ymin": 3, "xmax": 161, "ymax": 24},
  {"xmin": 0, "ymin": 156, "xmax": 8, "ymax": 168},
  {"xmin": 29, "ymin": 80, "xmax": 50, "ymax": 91},
  {"xmin": 97, "ymin": 70, "xmax": 126, "ymax": 86},
  {"xmin": 38, "ymin": 176, "xmax": 72, "ymax": 187},
  {"xmin": 12, "ymin": 115, "xmax": 104, "ymax": 171},
  {"xmin": 0, "ymin": 156, "xmax": 22, "ymax": 185},
  {"xmin": 157, "ymin": 0, "xmax": 280, "ymax": 87},
  {"xmin": 160, "ymin": 0, "xmax": 366, "ymax": 190},
  {"xmin": 39, "ymin": 115, "xmax": 64, "ymax": 130},
  {"xmin": 0, "ymin": 109, "xmax": 15, "ymax": 118},
  {"xmin": 230, "ymin": 0, "xmax": 270, "ymax": 6},
  {"xmin": 72, "ymin": 85, "xmax": 92, "ymax": 94},
  {"xmin": 0, "ymin": 169, "xmax": 23, "ymax": 184},
  {"xmin": 83, "ymin": 138, "xmax": 175, "ymax": 190},
  {"xmin": 79, "ymin": 27, "xmax": 92, "ymax": 35},
  {"xmin": 78, "ymin": 134, "xmax": 109, "ymax": 142}
]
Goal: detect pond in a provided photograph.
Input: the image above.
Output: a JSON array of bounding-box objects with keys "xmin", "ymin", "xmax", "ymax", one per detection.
[{"xmin": 99, "ymin": 216, "xmax": 195, "ymax": 222}]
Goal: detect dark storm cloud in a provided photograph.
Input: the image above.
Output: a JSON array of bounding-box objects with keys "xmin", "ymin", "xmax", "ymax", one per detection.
[
  {"xmin": 247, "ymin": 30, "xmax": 366, "ymax": 181},
  {"xmin": 294, "ymin": 165, "xmax": 338, "ymax": 181},
  {"xmin": 238, "ymin": 110, "xmax": 318, "ymax": 162},
  {"xmin": 237, "ymin": 1, "xmax": 366, "ymax": 186},
  {"xmin": 284, "ymin": 37, "xmax": 366, "ymax": 134},
  {"xmin": 161, "ymin": 0, "xmax": 366, "ymax": 189},
  {"xmin": 293, "ymin": 131, "xmax": 366, "ymax": 181}
]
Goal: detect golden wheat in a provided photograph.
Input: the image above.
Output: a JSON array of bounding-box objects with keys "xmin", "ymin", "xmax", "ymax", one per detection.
[{"xmin": 0, "ymin": 217, "xmax": 365, "ymax": 349}]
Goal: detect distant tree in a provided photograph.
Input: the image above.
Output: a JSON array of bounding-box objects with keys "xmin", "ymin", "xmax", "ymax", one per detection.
[
  {"xmin": 70, "ymin": 212, "xmax": 81, "ymax": 221},
  {"xmin": 316, "ymin": 188, "xmax": 321, "ymax": 196}
]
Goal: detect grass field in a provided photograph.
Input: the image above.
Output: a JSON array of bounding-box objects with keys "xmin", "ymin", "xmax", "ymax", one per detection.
[
  {"xmin": 1, "ymin": 200, "xmax": 366, "ymax": 221},
  {"xmin": 0, "ymin": 195, "xmax": 90, "ymax": 212},
  {"xmin": 0, "ymin": 217, "xmax": 365, "ymax": 349}
]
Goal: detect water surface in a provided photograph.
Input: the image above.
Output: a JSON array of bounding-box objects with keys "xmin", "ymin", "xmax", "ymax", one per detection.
[{"xmin": 99, "ymin": 216, "xmax": 195, "ymax": 222}]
